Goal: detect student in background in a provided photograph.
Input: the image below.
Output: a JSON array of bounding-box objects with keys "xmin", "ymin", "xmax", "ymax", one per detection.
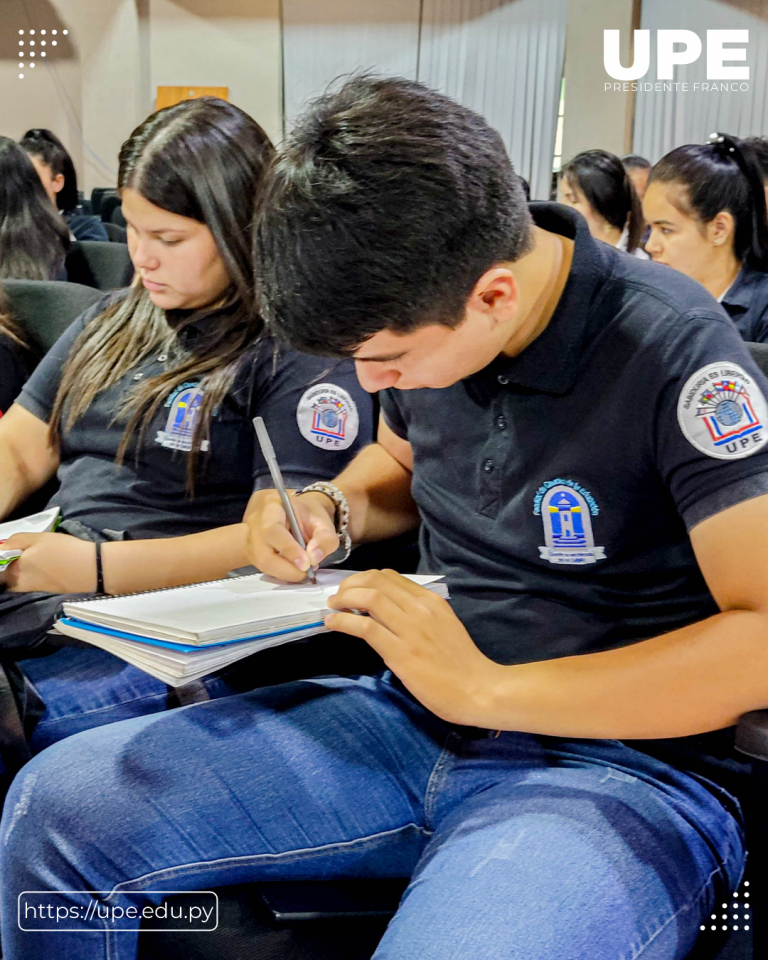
[
  {"xmin": 0, "ymin": 97, "xmax": 373, "ymax": 753},
  {"xmin": 559, "ymin": 149, "xmax": 648, "ymax": 257},
  {"xmin": 20, "ymin": 129, "xmax": 110, "ymax": 243},
  {"xmin": 621, "ymin": 153, "xmax": 651, "ymax": 200},
  {"xmin": 744, "ymin": 136, "xmax": 768, "ymax": 216},
  {"xmin": 0, "ymin": 284, "xmax": 34, "ymax": 415},
  {"xmin": 0, "ymin": 138, "xmax": 70, "ymax": 281},
  {"xmin": 644, "ymin": 133, "xmax": 768, "ymax": 343}
]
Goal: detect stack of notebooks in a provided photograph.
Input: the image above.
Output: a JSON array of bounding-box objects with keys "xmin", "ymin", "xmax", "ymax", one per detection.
[{"xmin": 54, "ymin": 570, "xmax": 448, "ymax": 687}]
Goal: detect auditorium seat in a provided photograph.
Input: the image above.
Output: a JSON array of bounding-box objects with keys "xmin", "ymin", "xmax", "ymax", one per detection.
[
  {"xmin": 90, "ymin": 187, "xmax": 117, "ymax": 218},
  {"xmin": 103, "ymin": 222, "xmax": 128, "ymax": 243},
  {"xmin": 2, "ymin": 279, "xmax": 102, "ymax": 354},
  {"xmin": 100, "ymin": 193, "xmax": 123, "ymax": 226},
  {"xmin": 65, "ymin": 240, "xmax": 134, "ymax": 290}
]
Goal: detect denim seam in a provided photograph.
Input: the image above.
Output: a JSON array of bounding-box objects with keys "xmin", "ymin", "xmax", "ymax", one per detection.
[
  {"xmin": 422, "ymin": 734, "xmax": 457, "ymax": 831},
  {"xmin": 623, "ymin": 852, "xmax": 742, "ymax": 960},
  {"xmin": 101, "ymin": 822, "xmax": 429, "ymax": 959},
  {"xmin": 102, "ymin": 821, "xmax": 428, "ymax": 900},
  {"xmin": 34, "ymin": 692, "xmax": 170, "ymax": 727}
]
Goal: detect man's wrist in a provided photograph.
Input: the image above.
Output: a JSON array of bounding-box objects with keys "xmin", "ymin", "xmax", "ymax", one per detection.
[{"xmin": 296, "ymin": 489, "xmax": 337, "ymax": 523}]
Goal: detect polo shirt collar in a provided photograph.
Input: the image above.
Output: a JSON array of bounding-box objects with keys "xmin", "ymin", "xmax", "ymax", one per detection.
[
  {"xmin": 466, "ymin": 202, "xmax": 609, "ymax": 399},
  {"xmin": 720, "ymin": 264, "xmax": 759, "ymax": 313}
]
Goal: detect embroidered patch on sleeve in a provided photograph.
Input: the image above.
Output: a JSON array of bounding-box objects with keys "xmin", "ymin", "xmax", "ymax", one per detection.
[
  {"xmin": 296, "ymin": 383, "xmax": 359, "ymax": 450},
  {"xmin": 677, "ymin": 361, "xmax": 768, "ymax": 460}
]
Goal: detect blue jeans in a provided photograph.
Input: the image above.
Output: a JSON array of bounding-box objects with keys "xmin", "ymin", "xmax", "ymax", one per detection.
[{"xmin": 0, "ymin": 670, "xmax": 746, "ymax": 960}]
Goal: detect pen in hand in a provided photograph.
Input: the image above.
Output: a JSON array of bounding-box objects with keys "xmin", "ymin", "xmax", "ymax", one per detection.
[{"xmin": 253, "ymin": 416, "xmax": 318, "ymax": 585}]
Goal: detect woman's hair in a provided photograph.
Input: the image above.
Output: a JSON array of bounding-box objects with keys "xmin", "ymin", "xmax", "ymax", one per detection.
[
  {"xmin": 0, "ymin": 137, "xmax": 70, "ymax": 281},
  {"xmin": 19, "ymin": 128, "xmax": 79, "ymax": 212},
  {"xmin": 648, "ymin": 134, "xmax": 768, "ymax": 270},
  {"xmin": 0, "ymin": 282, "xmax": 30, "ymax": 353},
  {"xmin": 561, "ymin": 149, "xmax": 644, "ymax": 253},
  {"xmin": 48, "ymin": 97, "xmax": 275, "ymax": 488}
]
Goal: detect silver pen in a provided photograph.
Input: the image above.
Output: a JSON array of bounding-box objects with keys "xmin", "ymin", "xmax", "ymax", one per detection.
[{"xmin": 253, "ymin": 416, "xmax": 317, "ymax": 584}]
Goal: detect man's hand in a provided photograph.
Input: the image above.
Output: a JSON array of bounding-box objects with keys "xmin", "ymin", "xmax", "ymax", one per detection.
[
  {"xmin": 244, "ymin": 489, "xmax": 340, "ymax": 583},
  {"xmin": 326, "ymin": 569, "xmax": 501, "ymax": 726},
  {"xmin": 1, "ymin": 533, "xmax": 96, "ymax": 594}
]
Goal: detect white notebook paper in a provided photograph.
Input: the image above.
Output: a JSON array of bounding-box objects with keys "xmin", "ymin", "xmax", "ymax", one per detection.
[{"xmin": 55, "ymin": 570, "xmax": 449, "ymax": 686}]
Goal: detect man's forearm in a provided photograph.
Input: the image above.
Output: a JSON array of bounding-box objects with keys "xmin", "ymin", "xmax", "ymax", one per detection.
[
  {"xmin": 331, "ymin": 442, "xmax": 420, "ymax": 543},
  {"xmin": 102, "ymin": 524, "xmax": 249, "ymax": 595},
  {"xmin": 476, "ymin": 609, "xmax": 768, "ymax": 739}
]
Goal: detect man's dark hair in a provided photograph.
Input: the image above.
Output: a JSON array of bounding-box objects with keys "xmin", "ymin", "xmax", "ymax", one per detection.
[
  {"xmin": 621, "ymin": 154, "xmax": 651, "ymax": 170},
  {"xmin": 254, "ymin": 75, "xmax": 533, "ymax": 357}
]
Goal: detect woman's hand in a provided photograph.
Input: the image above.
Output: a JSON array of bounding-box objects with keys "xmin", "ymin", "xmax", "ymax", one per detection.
[
  {"xmin": 244, "ymin": 489, "xmax": 340, "ymax": 583},
  {"xmin": 1, "ymin": 533, "xmax": 97, "ymax": 594},
  {"xmin": 326, "ymin": 569, "xmax": 503, "ymax": 727}
]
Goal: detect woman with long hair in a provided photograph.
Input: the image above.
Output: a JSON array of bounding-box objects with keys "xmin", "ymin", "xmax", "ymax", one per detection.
[
  {"xmin": 559, "ymin": 149, "xmax": 648, "ymax": 257},
  {"xmin": 0, "ymin": 283, "xmax": 34, "ymax": 414},
  {"xmin": 0, "ymin": 137, "xmax": 70, "ymax": 280},
  {"xmin": 644, "ymin": 134, "xmax": 768, "ymax": 342},
  {"xmin": 20, "ymin": 128, "xmax": 110, "ymax": 242},
  {"xmin": 0, "ymin": 96, "xmax": 373, "ymax": 750}
]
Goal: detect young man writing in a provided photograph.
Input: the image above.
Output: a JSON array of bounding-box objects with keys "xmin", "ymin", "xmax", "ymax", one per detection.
[{"xmin": 1, "ymin": 77, "xmax": 766, "ymax": 960}]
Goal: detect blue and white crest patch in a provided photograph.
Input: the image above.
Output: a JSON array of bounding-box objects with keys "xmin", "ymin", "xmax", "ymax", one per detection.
[
  {"xmin": 297, "ymin": 383, "xmax": 359, "ymax": 450},
  {"xmin": 155, "ymin": 382, "xmax": 209, "ymax": 452},
  {"xmin": 534, "ymin": 481, "xmax": 605, "ymax": 565}
]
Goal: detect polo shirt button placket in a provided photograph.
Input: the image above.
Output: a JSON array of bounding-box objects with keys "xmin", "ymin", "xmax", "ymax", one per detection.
[{"xmin": 483, "ymin": 459, "xmax": 494, "ymax": 473}]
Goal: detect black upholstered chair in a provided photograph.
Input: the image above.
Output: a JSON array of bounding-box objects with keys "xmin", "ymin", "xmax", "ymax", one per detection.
[{"xmin": 2, "ymin": 279, "xmax": 102, "ymax": 354}]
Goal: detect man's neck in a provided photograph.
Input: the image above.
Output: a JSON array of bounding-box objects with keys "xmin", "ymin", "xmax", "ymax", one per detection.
[{"xmin": 501, "ymin": 226, "xmax": 575, "ymax": 357}]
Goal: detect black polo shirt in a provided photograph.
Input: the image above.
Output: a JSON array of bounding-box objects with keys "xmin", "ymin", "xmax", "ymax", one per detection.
[
  {"xmin": 380, "ymin": 203, "xmax": 768, "ymax": 668},
  {"xmin": 720, "ymin": 263, "xmax": 768, "ymax": 344},
  {"xmin": 16, "ymin": 293, "xmax": 373, "ymax": 539}
]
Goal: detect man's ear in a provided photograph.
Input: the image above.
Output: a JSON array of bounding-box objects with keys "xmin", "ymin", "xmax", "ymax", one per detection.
[
  {"xmin": 52, "ymin": 174, "xmax": 65, "ymax": 195},
  {"xmin": 708, "ymin": 210, "xmax": 735, "ymax": 248},
  {"xmin": 469, "ymin": 267, "xmax": 518, "ymax": 324}
]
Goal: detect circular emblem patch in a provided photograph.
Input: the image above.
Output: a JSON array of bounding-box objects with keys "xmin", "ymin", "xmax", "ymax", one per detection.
[
  {"xmin": 296, "ymin": 383, "xmax": 359, "ymax": 451},
  {"xmin": 677, "ymin": 361, "xmax": 768, "ymax": 460}
]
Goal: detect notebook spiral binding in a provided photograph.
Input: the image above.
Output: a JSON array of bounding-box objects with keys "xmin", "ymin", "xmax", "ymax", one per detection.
[{"xmin": 69, "ymin": 572, "xmax": 259, "ymax": 604}]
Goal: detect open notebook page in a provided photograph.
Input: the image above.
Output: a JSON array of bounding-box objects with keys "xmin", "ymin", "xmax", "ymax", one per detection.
[{"xmin": 62, "ymin": 571, "xmax": 446, "ymax": 645}]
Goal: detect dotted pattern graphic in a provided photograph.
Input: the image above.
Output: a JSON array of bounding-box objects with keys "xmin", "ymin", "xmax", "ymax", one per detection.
[
  {"xmin": 17, "ymin": 27, "xmax": 68, "ymax": 79},
  {"xmin": 699, "ymin": 880, "xmax": 751, "ymax": 933}
]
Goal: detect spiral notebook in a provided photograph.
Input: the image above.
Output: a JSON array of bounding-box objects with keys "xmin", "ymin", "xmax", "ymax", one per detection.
[{"xmin": 53, "ymin": 570, "xmax": 448, "ymax": 686}]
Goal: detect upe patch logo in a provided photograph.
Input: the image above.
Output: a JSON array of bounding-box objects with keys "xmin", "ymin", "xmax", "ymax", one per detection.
[
  {"xmin": 677, "ymin": 361, "xmax": 768, "ymax": 459},
  {"xmin": 535, "ymin": 481, "xmax": 606, "ymax": 566},
  {"xmin": 296, "ymin": 383, "xmax": 359, "ymax": 450}
]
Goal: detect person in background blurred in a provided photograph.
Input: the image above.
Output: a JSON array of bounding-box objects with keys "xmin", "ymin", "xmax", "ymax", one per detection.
[
  {"xmin": 621, "ymin": 154, "xmax": 651, "ymax": 200},
  {"xmin": 559, "ymin": 149, "xmax": 648, "ymax": 258},
  {"xmin": 0, "ymin": 137, "xmax": 70, "ymax": 281},
  {"xmin": 20, "ymin": 129, "xmax": 109, "ymax": 242},
  {"xmin": 0, "ymin": 284, "xmax": 34, "ymax": 415},
  {"xmin": 744, "ymin": 136, "xmax": 768, "ymax": 217},
  {"xmin": 644, "ymin": 133, "xmax": 768, "ymax": 343}
]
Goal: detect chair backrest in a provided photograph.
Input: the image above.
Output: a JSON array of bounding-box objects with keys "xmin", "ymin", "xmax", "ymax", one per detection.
[
  {"xmin": 747, "ymin": 342, "xmax": 768, "ymax": 378},
  {"xmin": 90, "ymin": 187, "xmax": 117, "ymax": 217},
  {"xmin": 2, "ymin": 280, "xmax": 103, "ymax": 353},
  {"xmin": 103, "ymin": 222, "xmax": 128, "ymax": 244},
  {"xmin": 110, "ymin": 205, "xmax": 127, "ymax": 228},
  {"xmin": 66, "ymin": 241, "xmax": 134, "ymax": 291},
  {"xmin": 101, "ymin": 194, "xmax": 123, "ymax": 225}
]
